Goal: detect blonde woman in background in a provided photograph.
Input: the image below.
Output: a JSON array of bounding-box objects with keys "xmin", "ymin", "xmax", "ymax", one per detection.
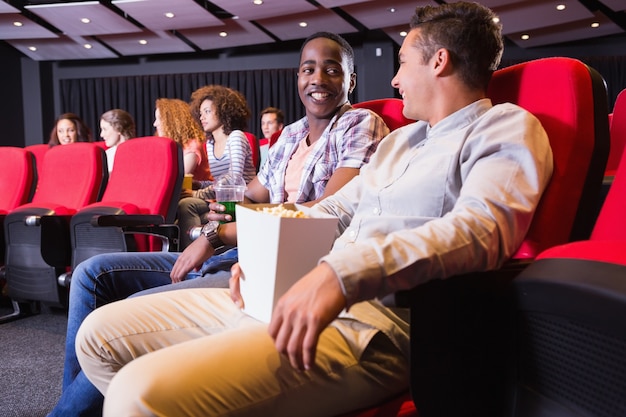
[
  {"xmin": 99, "ymin": 109, "xmax": 136, "ymax": 173},
  {"xmin": 153, "ymin": 98, "xmax": 212, "ymax": 182}
]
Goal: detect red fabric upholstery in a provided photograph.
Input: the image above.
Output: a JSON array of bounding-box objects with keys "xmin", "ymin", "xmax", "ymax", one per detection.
[
  {"xmin": 605, "ymin": 89, "xmax": 626, "ymax": 177},
  {"xmin": 244, "ymin": 132, "xmax": 260, "ymax": 172},
  {"xmin": 536, "ymin": 125, "xmax": 626, "ymax": 264},
  {"xmin": 0, "ymin": 147, "xmax": 36, "ymax": 214},
  {"xmin": 17, "ymin": 143, "xmax": 107, "ymax": 213},
  {"xmin": 488, "ymin": 57, "xmax": 609, "ymax": 259},
  {"xmin": 90, "ymin": 137, "xmax": 180, "ymax": 220},
  {"xmin": 353, "ymin": 98, "xmax": 414, "ymax": 131},
  {"xmin": 268, "ymin": 129, "xmax": 282, "ymax": 148}
]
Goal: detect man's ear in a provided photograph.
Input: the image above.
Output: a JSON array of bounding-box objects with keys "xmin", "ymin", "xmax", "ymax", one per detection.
[
  {"xmin": 348, "ymin": 72, "xmax": 357, "ymax": 94},
  {"xmin": 432, "ymin": 48, "xmax": 451, "ymax": 76}
]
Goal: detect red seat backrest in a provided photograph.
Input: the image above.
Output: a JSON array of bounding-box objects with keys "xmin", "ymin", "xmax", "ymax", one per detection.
[
  {"xmin": 0, "ymin": 147, "xmax": 37, "ymax": 213},
  {"xmin": 353, "ymin": 98, "xmax": 414, "ymax": 131},
  {"xmin": 244, "ymin": 132, "xmax": 260, "ymax": 172},
  {"xmin": 31, "ymin": 142, "xmax": 107, "ymax": 211},
  {"xmin": 605, "ymin": 88, "xmax": 626, "ymax": 176},
  {"xmin": 590, "ymin": 137, "xmax": 626, "ymax": 241},
  {"xmin": 487, "ymin": 57, "xmax": 609, "ymax": 259},
  {"xmin": 91, "ymin": 136, "xmax": 182, "ymax": 222}
]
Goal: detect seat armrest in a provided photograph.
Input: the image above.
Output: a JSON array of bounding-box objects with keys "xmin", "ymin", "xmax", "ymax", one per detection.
[{"xmin": 89, "ymin": 214, "xmax": 165, "ymax": 227}]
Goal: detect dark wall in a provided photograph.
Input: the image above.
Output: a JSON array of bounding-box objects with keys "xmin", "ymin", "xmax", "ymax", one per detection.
[{"xmin": 0, "ymin": 43, "xmax": 25, "ymax": 147}]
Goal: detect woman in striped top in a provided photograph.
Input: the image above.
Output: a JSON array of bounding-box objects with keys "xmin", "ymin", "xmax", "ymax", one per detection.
[{"xmin": 178, "ymin": 85, "xmax": 256, "ymax": 249}]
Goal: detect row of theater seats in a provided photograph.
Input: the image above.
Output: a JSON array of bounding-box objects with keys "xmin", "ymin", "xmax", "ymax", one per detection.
[
  {"xmin": 0, "ymin": 137, "xmax": 184, "ymax": 322},
  {"xmin": 1, "ymin": 56, "xmax": 624, "ymax": 416}
]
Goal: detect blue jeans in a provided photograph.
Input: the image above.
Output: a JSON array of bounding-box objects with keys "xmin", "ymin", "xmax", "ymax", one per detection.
[{"xmin": 47, "ymin": 248, "xmax": 237, "ymax": 417}]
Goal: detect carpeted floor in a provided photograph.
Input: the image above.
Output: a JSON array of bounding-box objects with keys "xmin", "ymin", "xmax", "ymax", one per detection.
[{"xmin": 0, "ymin": 299, "xmax": 66, "ymax": 417}]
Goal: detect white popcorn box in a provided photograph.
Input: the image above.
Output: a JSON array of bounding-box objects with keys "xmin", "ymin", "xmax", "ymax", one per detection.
[{"xmin": 236, "ymin": 203, "xmax": 338, "ymax": 323}]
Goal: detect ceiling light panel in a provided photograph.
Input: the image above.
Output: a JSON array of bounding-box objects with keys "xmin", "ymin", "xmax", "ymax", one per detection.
[
  {"xmin": 25, "ymin": 1, "xmax": 140, "ymax": 36},
  {"xmin": 492, "ymin": 0, "xmax": 593, "ymax": 35},
  {"xmin": 97, "ymin": 29, "xmax": 194, "ymax": 56},
  {"xmin": 340, "ymin": 0, "xmax": 436, "ymax": 30},
  {"xmin": 112, "ymin": 0, "xmax": 223, "ymax": 31},
  {"xmin": 0, "ymin": 13, "xmax": 58, "ymax": 39},
  {"xmin": 315, "ymin": 0, "xmax": 376, "ymax": 7},
  {"xmin": 506, "ymin": 11, "xmax": 622, "ymax": 48},
  {"xmin": 0, "ymin": 1, "xmax": 19, "ymax": 13},
  {"xmin": 600, "ymin": 0, "xmax": 626, "ymax": 12},
  {"xmin": 209, "ymin": 0, "xmax": 317, "ymax": 20},
  {"xmin": 255, "ymin": 8, "xmax": 358, "ymax": 41},
  {"xmin": 7, "ymin": 35, "xmax": 117, "ymax": 60},
  {"xmin": 178, "ymin": 19, "xmax": 274, "ymax": 51}
]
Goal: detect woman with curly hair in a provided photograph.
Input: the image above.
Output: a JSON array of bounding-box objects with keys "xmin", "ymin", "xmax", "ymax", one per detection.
[
  {"xmin": 48, "ymin": 112, "xmax": 93, "ymax": 146},
  {"xmin": 189, "ymin": 84, "xmax": 256, "ymax": 192},
  {"xmin": 177, "ymin": 85, "xmax": 256, "ymax": 248},
  {"xmin": 154, "ymin": 98, "xmax": 211, "ymax": 182}
]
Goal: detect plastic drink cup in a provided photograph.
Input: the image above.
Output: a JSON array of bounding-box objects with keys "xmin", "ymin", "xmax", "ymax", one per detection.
[
  {"xmin": 182, "ymin": 174, "xmax": 193, "ymax": 190},
  {"xmin": 214, "ymin": 173, "xmax": 246, "ymax": 222}
]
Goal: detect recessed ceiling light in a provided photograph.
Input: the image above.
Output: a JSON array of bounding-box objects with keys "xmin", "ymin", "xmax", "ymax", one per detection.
[
  {"xmin": 80, "ymin": 18, "xmax": 91, "ymax": 24},
  {"xmin": 28, "ymin": 46, "xmax": 37, "ymax": 51},
  {"xmin": 399, "ymin": 30, "xmax": 407, "ymax": 37},
  {"xmin": 219, "ymin": 31, "xmax": 228, "ymax": 37},
  {"xmin": 299, "ymin": 21, "xmax": 308, "ymax": 28},
  {"xmin": 492, "ymin": 17, "xmax": 500, "ymax": 24},
  {"xmin": 164, "ymin": 12, "xmax": 175, "ymax": 18},
  {"xmin": 139, "ymin": 39, "xmax": 148, "ymax": 45},
  {"xmin": 13, "ymin": 21, "xmax": 23, "ymax": 27},
  {"xmin": 521, "ymin": 34, "xmax": 530, "ymax": 40},
  {"xmin": 556, "ymin": 4, "xmax": 566, "ymax": 11},
  {"xmin": 388, "ymin": 8, "xmax": 396, "ymax": 13},
  {"xmin": 84, "ymin": 43, "xmax": 92, "ymax": 49},
  {"xmin": 253, "ymin": 0, "xmax": 263, "ymax": 5},
  {"xmin": 591, "ymin": 22, "xmax": 600, "ymax": 28}
]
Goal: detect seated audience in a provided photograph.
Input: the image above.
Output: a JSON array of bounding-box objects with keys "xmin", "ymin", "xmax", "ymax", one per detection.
[
  {"xmin": 153, "ymin": 98, "xmax": 211, "ymax": 182},
  {"xmin": 48, "ymin": 112, "xmax": 92, "ymax": 146},
  {"xmin": 46, "ymin": 31, "xmax": 388, "ymax": 417},
  {"xmin": 99, "ymin": 109, "xmax": 136, "ymax": 173},
  {"xmin": 75, "ymin": 3, "xmax": 553, "ymax": 416}
]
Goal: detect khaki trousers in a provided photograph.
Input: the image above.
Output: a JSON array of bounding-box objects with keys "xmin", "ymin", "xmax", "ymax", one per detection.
[{"xmin": 76, "ymin": 288, "xmax": 409, "ymax": 417}]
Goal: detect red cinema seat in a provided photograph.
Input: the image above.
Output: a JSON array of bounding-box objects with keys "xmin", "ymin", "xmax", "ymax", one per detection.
[
  {"xmin": 506, "ymin": 106, "xmax": 626, "ymax": 417},
  {"xmin": 0, "ymin": 147, "xmax": 37, "ymax": 266},
  {"xmin": 65, "ymin": 136, "xmax": 183, "ymax": 283},
  {"xmin": 1, "ymin": 143, "xmax": 107, "ymax": 321},
  {"xmin": 353, "ymin": 98, "xmax": 414, "ymax": 131}
]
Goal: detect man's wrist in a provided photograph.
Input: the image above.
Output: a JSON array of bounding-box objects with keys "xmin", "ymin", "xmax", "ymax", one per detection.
[{"xmin": 201, "ymin": 221, "xmax": 224, "ymax": 250}]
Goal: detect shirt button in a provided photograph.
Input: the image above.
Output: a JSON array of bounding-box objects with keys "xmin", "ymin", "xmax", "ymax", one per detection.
[
  {"xmin": 349, "ymin": 230, "xmax": 356, "ymax": 238},
  {"xmin": 372, "ymin": 207, "xmax": 380, "ymax": 214}
]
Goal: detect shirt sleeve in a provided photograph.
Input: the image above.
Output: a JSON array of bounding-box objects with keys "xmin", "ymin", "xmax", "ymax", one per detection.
[{"xmin": 333, "ymin": 108, "xmax": 390, "ymax": 169}]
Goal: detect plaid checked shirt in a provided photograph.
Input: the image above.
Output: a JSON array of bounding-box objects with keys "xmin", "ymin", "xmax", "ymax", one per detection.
[{"xmin": 257, "ymin": 103, "xmax": 389, "ymax": 203}]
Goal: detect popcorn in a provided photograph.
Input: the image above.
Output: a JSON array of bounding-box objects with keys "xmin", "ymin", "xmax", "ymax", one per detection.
[{"xmin": 257, "ymin": 204, "xmax": 308, "ymax": 218}]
